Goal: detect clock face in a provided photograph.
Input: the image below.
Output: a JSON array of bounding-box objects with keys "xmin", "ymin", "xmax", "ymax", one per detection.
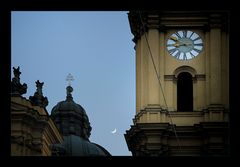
[{"xmin": 167, "ymin": 30, "xmax": 203, "ymax": 60}]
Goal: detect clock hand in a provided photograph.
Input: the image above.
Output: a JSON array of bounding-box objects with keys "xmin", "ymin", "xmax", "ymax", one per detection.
[
  {"xmin": 174, "ymin": 42, "xmax": 192, "ymax": 47},
  {"xmin": 173, "ymin": 43, "xmax": 180, "ymax": 47},
  {"xmin": 173, "ymin": 42, "xmax": 185, "ymax": 47},
  {"xmin": 170, "ymin": 36, "xmax": 178, "ymax": 41}
]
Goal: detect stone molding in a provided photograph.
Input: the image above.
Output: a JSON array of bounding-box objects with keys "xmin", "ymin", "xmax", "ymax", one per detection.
[
  {"xmin": 128, "ymin": 11, "xmax": 229, "ymax": 43},
  {"xmin": 125, "ymin": 122, "xmax": 229, "ymax": 156}
]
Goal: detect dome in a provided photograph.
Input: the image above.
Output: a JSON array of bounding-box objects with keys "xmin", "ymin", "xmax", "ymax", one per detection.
[
  {"xmin": 51, "ymin": 135, "xmax": 111, "ymax": 156},
  {"xmin": 51, "ymin": 99, "xmax": 86, "ymax": 115},
  {"xmin": 50, "ymin": 83, "xmax": 111, "ymax": 156},
  {"xmin": 51, "ymin": 85, "xmax": 86, "ymax": 115},
  {"xmin": 65, "ymin": 135, "xmax": 111, "ymax": 156},
  {"xmin": 50, "ymin": 85, "xmax": 92, "ymax": 140}
]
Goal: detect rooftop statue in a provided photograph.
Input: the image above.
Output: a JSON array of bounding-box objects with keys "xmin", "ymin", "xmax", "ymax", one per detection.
[
  {"xmin": 29, "ymin": 80, "xmax": 48, "ymax": 108},
  {"xmin": 11, "ymin": 66, "xmax": 27, "ymax": 95}
]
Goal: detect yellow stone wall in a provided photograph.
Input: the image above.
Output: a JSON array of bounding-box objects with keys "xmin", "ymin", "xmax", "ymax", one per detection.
[
  {"xmin": 135, "ymin": 26, "xmax": 229, "ymax": 125},
  {"xmin": 11, "ymin": 96, "xmax": 63, "ymax": 156}
]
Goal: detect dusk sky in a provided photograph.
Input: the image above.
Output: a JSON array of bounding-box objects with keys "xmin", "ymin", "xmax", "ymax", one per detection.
[{"xmin": 11, "ymin": 11, "xmax": 136, "ymax": 156}]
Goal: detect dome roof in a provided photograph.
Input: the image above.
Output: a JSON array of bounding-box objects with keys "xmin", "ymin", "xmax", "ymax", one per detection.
[
  {"xmin": 51, "ymin": 85, "xmax": 86, "ymax": 115},
  {"xmin": 50, "ymin": 85, "xmax": 92, "ymax": 140},
  {"xmin": 65, "ymin": 135, "xmax": 111, "ymax": 156},
  {"xmin": 50, "ymin": 84, "xmax": 111, "ymax": 156},
  {"xmin": 51, "ymin": 99, "xmax": 85, "ymax": 115},
  {"xmin": 51, "ymin": 135, "xmax": 111, "ymax": 156}
]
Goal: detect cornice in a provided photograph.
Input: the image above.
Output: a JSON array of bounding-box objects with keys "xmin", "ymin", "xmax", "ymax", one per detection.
[{"xmin": 128, "ymin": 11, "xmax": 229, "ymax": 43}]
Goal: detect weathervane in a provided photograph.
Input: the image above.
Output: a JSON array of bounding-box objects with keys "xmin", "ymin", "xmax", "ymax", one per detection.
[{"xmin": 66, "ymin": 73, "xmax": 74, "ymax": 86}]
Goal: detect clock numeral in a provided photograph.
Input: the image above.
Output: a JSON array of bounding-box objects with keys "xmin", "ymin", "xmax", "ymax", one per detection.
[
  {"xmin": 167, "ymin": 44, "xmax": 174, "ymax": 47},
  {"xmin": 187, "ymin": 31, "xmax": 192, "ymax": 38},
  {"xmin": 189, "ymin": 32, "xmax": 195, "ymax": 39},
  {"xmin": 193, "ymin": 48, "xmax": 201, "ymax": 53},
  {"xmin": 175, "ymin": 32, "xmax": 182, "ymax": 39},
  {"xmin": 183, "ymin": 53, "xmax": 187, "ymax": 60},
  {"xmin": 183, "ymin": 31, "xmax": 187, "ymax": 38},
  {"xmin": 194, "ymin": 43, "xmax": 203, "ymax": 46},
  {"xmin": 193, "ymin": 36, "xmax": 201, "ymax": 41},
  {"xmin": 190, "ymin": 51, "xmax": 195, "ymax": 58},
  {"xmin": 175, "ymin": 51, "xmax": 181, "ymax": 59},
  {"xmin": 169, "ymin": 48, "xmax": 177, "ymax": 55}
]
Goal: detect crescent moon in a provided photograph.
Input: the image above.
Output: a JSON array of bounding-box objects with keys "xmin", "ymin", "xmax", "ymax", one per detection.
[{"xmin": 111, "ymin": 128, "xmax": 117, "ymax": 134}]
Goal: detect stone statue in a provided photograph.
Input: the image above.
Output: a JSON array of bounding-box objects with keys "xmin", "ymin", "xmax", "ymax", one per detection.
[
  {"xmin": 11, "ymin": 66, "xmax": 27, "ymax": 95},
  {"xmin": 36, "ymin": 80, "xmax": 44, "ymax": 96},
  {"xmin": 29, "ymin": 80, "xmax": 48, "ymax": 108},
  {"xmin": 13, "ymin": 66, "xmax": 21, "ymax": 83}
]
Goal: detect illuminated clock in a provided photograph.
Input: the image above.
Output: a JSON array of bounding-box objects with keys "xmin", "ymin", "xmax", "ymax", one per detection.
[{"xmin": 166, "ymin": 30, "xmax": 203, "ymax": 60}]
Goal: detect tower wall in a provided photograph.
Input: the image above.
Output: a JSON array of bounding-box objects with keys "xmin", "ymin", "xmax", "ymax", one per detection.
[{"xmin": 125, "ymin": 11, "xmax": 229, "ymax": 156}]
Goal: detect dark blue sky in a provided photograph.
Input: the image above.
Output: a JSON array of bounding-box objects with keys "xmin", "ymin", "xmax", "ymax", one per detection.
[{"xmin": 11, "ymin": 11, "xmax": 136, "ymax": 156}]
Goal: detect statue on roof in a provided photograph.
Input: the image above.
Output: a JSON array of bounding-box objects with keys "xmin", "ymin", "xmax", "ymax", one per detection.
[
  {"xmin": 11, "ymin": 66, "xmax": 27, "ymax": 95},
  {"xmin": 29, "ymin": 80, "xmax": 48, "ymax": 108},
  {"xmin": 36, "ymin": 80, "xmax": 44, "ymax": 96}
]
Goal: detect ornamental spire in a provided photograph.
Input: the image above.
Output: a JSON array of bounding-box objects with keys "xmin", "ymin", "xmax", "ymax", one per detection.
[{"xmin": 66, "ymin": 73, "xmax": 74, "ymax": 101}]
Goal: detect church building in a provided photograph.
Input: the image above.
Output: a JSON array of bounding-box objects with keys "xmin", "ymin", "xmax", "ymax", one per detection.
[{"xmin": 11, "ymin": 67, "xmax": 111, "ymax": 156}]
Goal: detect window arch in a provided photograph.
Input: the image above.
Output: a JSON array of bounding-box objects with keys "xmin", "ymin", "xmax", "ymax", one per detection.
[
  {"xmin": 177, "ymin": 72, "xmax": 193, "ymax": 112},
  {"xmin": 174, "ymin": 65, "xmax": 196, "ymax": 78}
]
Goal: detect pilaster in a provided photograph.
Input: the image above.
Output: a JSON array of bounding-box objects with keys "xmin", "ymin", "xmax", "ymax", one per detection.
[
  {"xmin": 209, "ymin": 28, "xmax": 222, "ymax": 104},
  {"xmin": 147, "ymin": 29, "xmax": 160, "ymax": 105}
]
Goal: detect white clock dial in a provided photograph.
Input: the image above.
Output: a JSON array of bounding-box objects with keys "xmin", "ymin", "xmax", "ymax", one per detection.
[{"xmin": 167, "ymin": 30, "xmax": 203, "ymax": 60}]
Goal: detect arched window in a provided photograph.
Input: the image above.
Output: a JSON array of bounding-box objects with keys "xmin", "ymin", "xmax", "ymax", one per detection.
[{"xmin": 177, "ymin": 72, "xmax": 193, "ymax": 112}]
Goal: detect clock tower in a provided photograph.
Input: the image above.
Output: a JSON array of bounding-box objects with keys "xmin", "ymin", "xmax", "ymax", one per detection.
[{"xmin": 125, "ymin": 11, "xmax": 229, "ymax": 156}]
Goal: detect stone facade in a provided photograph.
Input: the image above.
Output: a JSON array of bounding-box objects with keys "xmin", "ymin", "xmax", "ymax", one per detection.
[
  {"xmin": 10, "ymin": 68, "xmax": 111, "ymax": 156},
  {"xmin": 11, "ymin": 95, "xmax": 63, "ymax": 156},
  {"xmin": 11, "ymin": 67, "xmax": 63, "ymax": 156}
]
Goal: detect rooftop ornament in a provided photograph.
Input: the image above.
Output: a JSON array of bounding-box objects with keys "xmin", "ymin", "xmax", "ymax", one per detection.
[
  {"xmin": 11, "ymin": 66, "xmax": 27, "ymax": 95},
  {"xmin": 29, "ymin": 80, "xmax": 48, "ymax": 108}
]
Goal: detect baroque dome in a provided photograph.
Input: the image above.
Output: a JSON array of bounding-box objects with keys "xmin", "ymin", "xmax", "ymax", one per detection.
[
  {"xmin": 50, "ymin": 84, "xmax": 111, "ymax": 156},
  {"xmin": 51, "ymin": 85, "xmax": 91, "ymax": 140},
  {"xmin": 51, "ymin": 135, "xmax": 111, "ymax": 156},
  {"xmin": 51, "ymin": 98, "xmax": 86, "ymax": 115}
]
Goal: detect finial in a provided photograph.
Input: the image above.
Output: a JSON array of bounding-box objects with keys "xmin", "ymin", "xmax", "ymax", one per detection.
[
  {"xmin": 66, "ymin": 73, "xmax": 74, "ymax": 86},
  {"xmin": 66, "ymin": 86, "xmax": 73, "ymax": 101},
  {"xmin": 66, "ymin": 74, "xmax": 74, "ymax": 101}
]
